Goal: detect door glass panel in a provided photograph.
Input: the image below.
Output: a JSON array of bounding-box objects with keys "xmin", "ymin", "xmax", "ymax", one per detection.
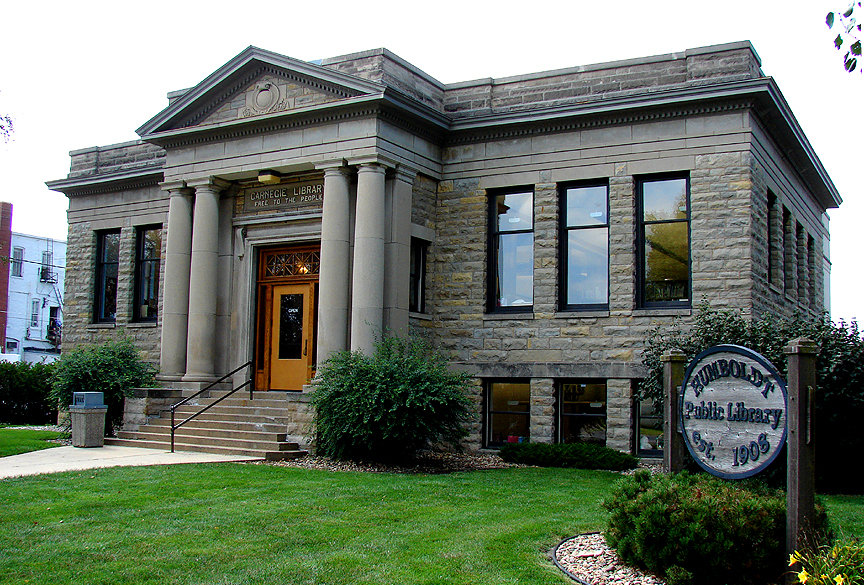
[{"xmin": 278, "ymin": 294, "xmax": 303, "ymax": 360}]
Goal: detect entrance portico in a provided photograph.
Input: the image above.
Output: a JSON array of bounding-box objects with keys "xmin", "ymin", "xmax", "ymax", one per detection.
[{"xmin": 155, "ymin": 158, "xmax": 415, "ymax": 389}]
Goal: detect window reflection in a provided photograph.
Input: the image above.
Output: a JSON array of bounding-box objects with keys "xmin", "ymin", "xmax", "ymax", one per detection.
[
  {"xmin": 563, "ymin": 184, "xmax": 609, "ymax": 309},
  {"xmin": 491, "ymin": 191, "xmax": 534, "ymax": 310},
  {"xmin": 639, "ymin": 176, "xmax": 690, "ymax": 306}
]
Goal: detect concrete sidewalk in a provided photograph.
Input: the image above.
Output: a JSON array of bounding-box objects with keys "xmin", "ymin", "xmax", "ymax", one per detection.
[{"xmin": 0, "ymin": 445, "xmax": 259, "ymax": 479}]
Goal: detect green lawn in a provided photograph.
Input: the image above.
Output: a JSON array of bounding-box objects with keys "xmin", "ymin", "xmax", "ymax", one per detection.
[
  {"xmin": 0, "ymin": 463, "xmax": 611, "ymax": 585},
  {"xmin": 1, "ymin": 463, "xmax": 860, "ymax": 585},
  {"xmin": 0, "ymin": 427, "xmax": 67, "ymax": 457}
]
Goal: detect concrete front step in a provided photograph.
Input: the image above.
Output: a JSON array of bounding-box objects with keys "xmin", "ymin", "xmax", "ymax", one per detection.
[
  {"xmin": 116, "ymin": 430, "xmax": 300, "ymax": 452},
  {"xmin": 157, "ymin": 411, "xmax": 297, "ymax": 425},
  {"xmin": 168, "ymin": 405, "xmax": 306, "ymax": 418},
  {"xmin": 143, "ymin": 418, "xmax": 287, "ymax": 434},
  {"xmin": 129, "ymin": 424, "xmax": 288, "ymax": 443},
  {"xmin": 104, "ymin": 437, "xmax": 307, "ymax": 461}
]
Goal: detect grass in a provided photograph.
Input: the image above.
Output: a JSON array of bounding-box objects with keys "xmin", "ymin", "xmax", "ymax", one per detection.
[
  {"xmin": 0, "ymin": 463, "xmax": 612, "ymax": 585},
  {"xmin": 1, "ymin": 463, "xmax": 860, "ymax": 585},
  {"xmin": 0, "ymin": 426, "xmax": 67, "ymax": 457}
]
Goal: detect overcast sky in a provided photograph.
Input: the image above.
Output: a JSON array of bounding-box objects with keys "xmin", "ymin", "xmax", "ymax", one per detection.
[{"xmin": 1, "ymin": 1, "xmax": 860, "ymax": 322}]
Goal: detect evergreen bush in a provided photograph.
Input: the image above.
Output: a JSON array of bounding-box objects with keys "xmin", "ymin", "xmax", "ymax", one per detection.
[
  {"xmin": 603, "ymin": 471, "xmax": 830, "ymax": 585},
  {"xmin": 311, "ymin": 336, "xmax": 474, "ymax": 462},
  {"xmin": 498, "ymin": 441, "xmax": 638, "ymax": 470},
  {"xmin": 0, "ymin": 361, "xmax": 56, "ymax": 424},
  {"xmin": 50, "ymin": 338, "xmax": 157, "ymax": 433},
  {"xmin": 641, "ymin": 302, "xmax": 864, "ymax": 493}
]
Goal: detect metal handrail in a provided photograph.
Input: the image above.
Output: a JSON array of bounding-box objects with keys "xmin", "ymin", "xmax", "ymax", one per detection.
[{"xmin": 169, "ymin": 361, "xmax": 253, "ymax": 453}]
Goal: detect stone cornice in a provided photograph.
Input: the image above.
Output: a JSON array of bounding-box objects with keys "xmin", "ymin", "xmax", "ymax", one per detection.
[{"xmin": 46, "ymin": 169, "xmax": 163, "ymax": 197}]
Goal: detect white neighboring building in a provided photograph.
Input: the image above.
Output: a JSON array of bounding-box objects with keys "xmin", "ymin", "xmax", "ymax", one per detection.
[{"xmin": 4, "ymin": 233, "xmax": 66, "ymax": 363}]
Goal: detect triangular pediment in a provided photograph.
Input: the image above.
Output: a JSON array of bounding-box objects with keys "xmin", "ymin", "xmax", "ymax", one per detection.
[{"xmin": 137, "ymin": 47, "xmax": 385, "ymax": 136}]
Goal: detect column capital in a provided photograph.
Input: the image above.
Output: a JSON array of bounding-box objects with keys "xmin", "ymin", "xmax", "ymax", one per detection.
[
  {"xmin": 393, "ymin": 165, "xmax": 418, "ymax": 185},
  {"xmin": 160, "ymin": 180, "xmax": 191, "ymax": 194},
  {"xmin": 315, "ymin": 159, "xmax": 349, "ymax": 171},
  {"xmin": 322, "ymin": 166, "xmax": 353, "ymax": 180},
  {"xmin": 347, "ymin": 154, "xmax": 398, "ymax": 170},
  {"xmin": 185, "ymin": 176, "xmax": 231, "ymax": 192}
]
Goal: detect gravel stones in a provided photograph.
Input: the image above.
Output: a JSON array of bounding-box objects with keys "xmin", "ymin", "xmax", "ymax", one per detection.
[
  {"xmin": 554, "ymin": 532, "xmax": 665, "ymax": 585},
  {"xmin": 259, "ymin": 451, "xmax": 524, "ymax": 474}
]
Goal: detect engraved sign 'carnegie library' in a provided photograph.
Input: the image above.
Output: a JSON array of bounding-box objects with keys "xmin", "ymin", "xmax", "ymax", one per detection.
[
  {"xmin": 680, "ymin": 345, "xmax": 788, "ymax": 479},
  {"xmin": 242, "ymin": 179, "xmax": 324, "ymax": 213}
]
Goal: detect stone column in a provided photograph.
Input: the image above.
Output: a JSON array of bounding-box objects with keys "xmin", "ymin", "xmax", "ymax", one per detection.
[
  {"xmin": 383, "ymin": 167, "xmax": 415, "ymax": 336},
  {"xmin": 316, "ymin": 164, "xmax": 353, "ymax": 364},
  {"xmin": 159, "ymin": 182, "xmax": 193, "ymax": 379},
  {"xmin": 183, "ymin": 177, "xmax": 229, "ymax": 380},
  {"xmin": 606, "ymin": 378, "xmax": 634, "ymax": 453},
  {"xmin": 351, "ymin": 163, "xmax": 387, "ymax": 354},
  {"xmin": 529, "ymin": 378, "xmax": 555, "ymax": 443}
]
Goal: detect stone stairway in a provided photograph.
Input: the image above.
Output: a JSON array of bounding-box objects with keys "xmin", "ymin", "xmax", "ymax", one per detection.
[{"xmin": 105, "ymin": 389, "xmax": 313, "ymax": 461}]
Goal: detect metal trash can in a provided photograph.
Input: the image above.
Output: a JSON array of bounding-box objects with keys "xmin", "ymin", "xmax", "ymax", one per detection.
[{"xmin": 70, "ymin": 392, "xmax": 108, "ymax": 448}]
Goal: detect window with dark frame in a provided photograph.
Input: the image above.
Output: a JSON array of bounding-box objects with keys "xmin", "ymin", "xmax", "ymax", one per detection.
[
  {"xmin": 637, "ymin": 175, "xmax": 691, "ymax": 307},
  {"xmin": 560, "ymin": 182, "xmax": 609, "ymax": 310},
  {"xmin": 409, "ymin": 238, "xmax": 427, "ymax": 314},
  {"xmin": 489, "ymin": 190, "xmax": 534, "ymax": 312},
  {"xmin": 11, "ymin": 247, "xmax": 23, "ymax": 277},
  {"xmin": 94, "ymin": 229, "xmax": 121, "ymax": 323},
  {"xmin": 134, "ymin": 226, "xmax": 162, "ymax": 322},
  {"xmin": 557, "ymin": 380, "xmax": 607, "ymax": 445},
  {"xmin": 767, "ymin": 190, "xmax": 777, "ymax": 285},
  {"xmin": 485, "ymin": 381, "xmax": 530, "ymax": 447}
]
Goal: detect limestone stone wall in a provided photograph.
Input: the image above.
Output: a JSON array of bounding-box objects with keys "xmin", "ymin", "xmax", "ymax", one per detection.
[
  {"xmin": 69, "ymin": 140, "xmax": 164, "ymax": 179},
  {"xmin": 64, "ymin": 182, "xmax": 167, "ymax": 365}
]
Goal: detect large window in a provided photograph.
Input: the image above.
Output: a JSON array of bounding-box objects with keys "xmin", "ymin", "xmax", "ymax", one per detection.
[
  {"xmin": 409, "ymin": 238, "xmax": 427, "ymax": 314},
  {"xmin": 11, "ymin": 247, "xmax": 23, "ymax": 277},
  {"xmin": 560, "ymin": 182, "xmax": 609, "ymax": 310},
  {"xmin": 489, "ymin": 190, "xmax": 533, "ymax": 312},
  {"xmin": 134, "ymin": 226, "xmax": 162, "ymax": 322},
  {"xmin": 558, "ymin": 380, "xmax": 606, "ymax": 445},
  {"xmin": 94, "ymin": 230, "xmax": 120, "ymax": 323},
  {"xmin": 638, "ymin": 175, "xmax": 690, "ymax": 307},
  {"xmin": 486, "ymin": 381, "xmax": 530, "ymax": 447}
]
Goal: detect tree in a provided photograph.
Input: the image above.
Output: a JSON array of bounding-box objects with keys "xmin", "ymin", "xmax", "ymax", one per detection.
[{"xmin": 827, "ymin": 2, "xmax": 863, "ymax": 73}]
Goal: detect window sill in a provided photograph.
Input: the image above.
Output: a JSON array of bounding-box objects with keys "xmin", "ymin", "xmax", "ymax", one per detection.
[
  {"xmin": 484, "ymin": 312, "xmax": 535, "ymax": 321},
  {"xmin": 409, "ymin": 311, "xmax": 432, "ymax": 321},
  {"xmin": 555, "ymin": 310, "xmax": 610, "ymax": 319},
  {"xmin": 127, "ymin": 322, "xmax": 158, "ymax": 329},
  {"xmin": 632, "ymin": 308, "xmax": 692, "ymax": 317},
  {"xmin": 87, "ymin": 323, "xmax": 116, "ymax": 330}
]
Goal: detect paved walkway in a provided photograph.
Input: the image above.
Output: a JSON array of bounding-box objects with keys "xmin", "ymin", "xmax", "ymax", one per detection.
[{"xmin": 0, "ymin": 445, "xmax": 258, "ymax": 479}]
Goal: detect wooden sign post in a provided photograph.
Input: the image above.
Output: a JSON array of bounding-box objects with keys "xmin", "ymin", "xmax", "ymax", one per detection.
[{"xmin": 785, "ymin": 337, "xmax": 817, "ymax": 561}]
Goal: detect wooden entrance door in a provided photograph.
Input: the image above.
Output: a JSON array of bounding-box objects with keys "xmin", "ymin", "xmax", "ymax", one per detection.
[
  {"xmin": 269, "ymin": 283, "xmax": 315, "ymax": 390},
  {"xmin": 255, "ymin": 246, "xmax": 319, "ymax": 391}
]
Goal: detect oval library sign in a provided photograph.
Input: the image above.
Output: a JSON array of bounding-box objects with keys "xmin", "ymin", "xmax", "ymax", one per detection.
[{"xmin": 680, "ymin": 344, "xmax": 788, "ymax": 479}]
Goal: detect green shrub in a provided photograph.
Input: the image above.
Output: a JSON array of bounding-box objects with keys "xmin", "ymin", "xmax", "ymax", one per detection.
[
  {"xmin": 498, "ymin": 441, "xmax": 638, "ymax": 471},
  {"xmin": 603, "ymin": 471, "xmax": 830, "ymax": 585},
  {"xmin": 311, "ymin": 336, "xmax": 474, "ymax": 463},
  {"xmin": 50, "ymin": 339, "xmax": 157, "ymax": 433},
  {"xmin": 789, "ymin": 538, "xmax": 864, "ymax": 584},
  {"xmin": 0, "ymin": 361, "xmax": 56, "ymax": 424},
  {"xmin": 641, "ymin": 302, "xmax": 864, "ymax": 493}
]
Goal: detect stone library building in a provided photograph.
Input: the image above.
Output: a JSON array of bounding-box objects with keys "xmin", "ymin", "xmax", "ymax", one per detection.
[{"xmin": 48, "ymin": 42, "xmax": 840, "ymax": 457}]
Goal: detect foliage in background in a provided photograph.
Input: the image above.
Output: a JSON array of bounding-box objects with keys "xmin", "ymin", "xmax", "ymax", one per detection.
[
  {"xmin": 640, "ymin": 303, "xmax": 864, "ymax": 493},
  {"xmin": 827, "ymin": 2, "xmax": 862, "ymax": 73},
  {"xmin": 0, "ymin": 361, "xmax": 56, "ymax": 424},
  {"xmin": 603, "ymin": 471, "xmax": 830, "ymax": 585},
  {"xmin": 50, "ymin": 338, "xmax": 157, "ymax": 433},
  {"xmin": 498, "ymin": 441, "xmax": 638, "ymax": 471},
  {"xmin": 789, "ymin": 538, "xmax": 864, "ymax": 585},
  {"xmin": 312, "ymin": 336, "xmax": 474, "ymax": 462},
  {"xmin": 0, "ymin": 427, "xmax": 67, "ymax": 457}
]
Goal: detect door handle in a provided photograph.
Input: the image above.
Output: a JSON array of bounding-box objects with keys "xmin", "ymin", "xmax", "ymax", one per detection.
[{"xmin": 304, "ymin": 339, "xmax": 308, "ymax": 356}]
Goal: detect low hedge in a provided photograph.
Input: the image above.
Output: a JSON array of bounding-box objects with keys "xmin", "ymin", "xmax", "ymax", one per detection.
[
  {"xmin": 0, "ymin": 361, "xmax": 56, "ymax": 424},
  {"xmin": 603, "ymin": 471, "xmax": 830, "ymax": 585},
  {"xmin": 497, "ymin": 441, "xmax": 638, "ymax": 471}
]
